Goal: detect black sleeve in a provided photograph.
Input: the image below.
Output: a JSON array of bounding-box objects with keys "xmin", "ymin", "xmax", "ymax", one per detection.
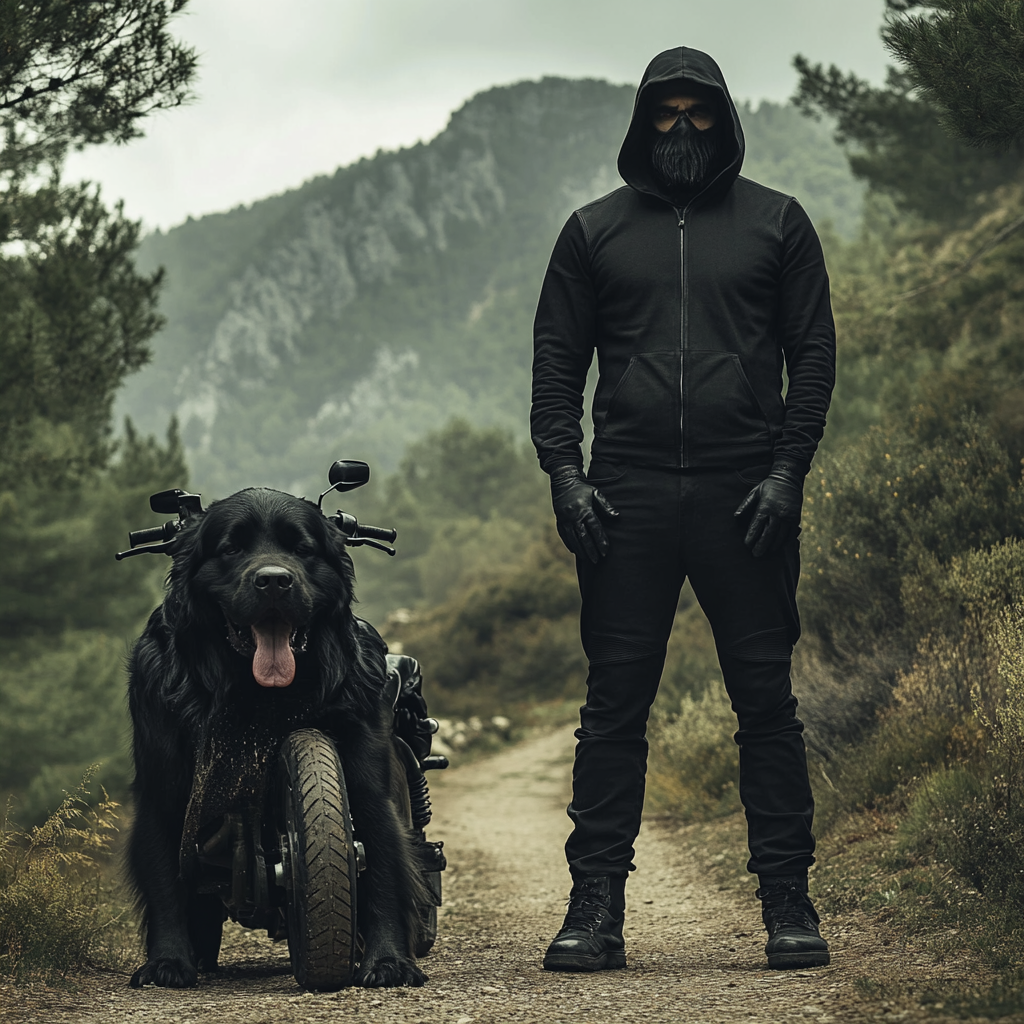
[
  {"xmin": 774, "ymin": 200, "xmax": 837, "ymax": 477},
  {"xmin": 530, "ymin": 212, "xmax": 596, "ymax": 474}
]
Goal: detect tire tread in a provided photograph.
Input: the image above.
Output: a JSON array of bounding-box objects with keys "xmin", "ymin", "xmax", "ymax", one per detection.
[{"xmin": 279, "ymin": 729, "xmax": 357, "ymax": 990}]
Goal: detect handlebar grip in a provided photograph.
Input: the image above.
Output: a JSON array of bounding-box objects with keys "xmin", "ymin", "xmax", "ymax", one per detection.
[
  {"xmin": 128, "ymin": 522, "xmax": 176, "ymax": 547},
  {"xmin": 357, "ymin": 523, "xmax": 397, "ymax": 543}
]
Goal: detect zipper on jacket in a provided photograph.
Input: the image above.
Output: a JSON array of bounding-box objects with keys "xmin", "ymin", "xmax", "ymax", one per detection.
[{"xmin": 677, "ymin": 209, "xmax": 688, "ymax": 468}]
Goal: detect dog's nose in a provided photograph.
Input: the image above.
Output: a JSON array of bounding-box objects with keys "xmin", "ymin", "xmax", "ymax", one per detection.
[{"xmin": 253, "ymin": 566, "xmax": 293, "ymax": 593}]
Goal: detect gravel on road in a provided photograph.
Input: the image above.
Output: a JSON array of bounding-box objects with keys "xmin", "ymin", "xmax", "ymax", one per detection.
[{"xmin": 1, "ymin": 728, "xmax": 999, "ymax": 1024}]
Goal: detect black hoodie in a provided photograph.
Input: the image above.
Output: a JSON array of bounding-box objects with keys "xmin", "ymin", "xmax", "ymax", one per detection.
[{"xmin": 530, "ymin": 47, "xmax": 836, "ymax": 477}]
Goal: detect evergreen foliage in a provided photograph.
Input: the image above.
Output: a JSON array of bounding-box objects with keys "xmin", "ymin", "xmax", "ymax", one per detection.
[
  {"xmin": 0, "ymin": 2, "xmax": 195, "ymax": 819},
  {"xmin": 884, "ymin": 0, "xmax": 1024, "ymax": 150},
  {"xmin": 0, "ymin": 192, "xmax": 164, "ymax": 487},
  {"xmin": 0, "ymin": 0, "xmax": 195, "ymax": 487},
  {"xmin": 792, "ymin": 58, "xmax": 1021, "ymax": 222},
  {"xmin": 0, "ymin": 0, "xmax": 195, "ymax": 161}
]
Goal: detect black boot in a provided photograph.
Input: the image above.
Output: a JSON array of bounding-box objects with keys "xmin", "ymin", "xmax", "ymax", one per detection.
[
  {"xmin": 543, "ymin": 875, "xmax": 626, "ymax": 972},
  {"xmin": 757, "ymin": 876, "xmax": 830, "ymax": 970}
]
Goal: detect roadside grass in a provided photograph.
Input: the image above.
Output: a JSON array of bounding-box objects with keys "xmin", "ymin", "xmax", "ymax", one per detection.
[
  {"xmin": 0, "ymin": 772, "xmax": 138, "ymax": 985},
  {"xmin": 813, "ymin": 812, "xmax": 1024, "ymax": 1019}
]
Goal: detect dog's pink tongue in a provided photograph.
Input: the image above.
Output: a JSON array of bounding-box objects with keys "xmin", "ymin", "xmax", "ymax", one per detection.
[{"xmin": 251, "ymin": 618, "xmax": 295, "ymax": 688}]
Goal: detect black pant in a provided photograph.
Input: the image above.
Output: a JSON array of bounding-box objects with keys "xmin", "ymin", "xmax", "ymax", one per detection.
[{"xmin": 566, "ymin": 460, "xmax": 815, "ymax": 880}]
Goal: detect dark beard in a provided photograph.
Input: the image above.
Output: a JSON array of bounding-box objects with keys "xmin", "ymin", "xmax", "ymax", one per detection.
[{"xmin": 651, "ymin": 115, "xmax": 724, "ymax": 191}]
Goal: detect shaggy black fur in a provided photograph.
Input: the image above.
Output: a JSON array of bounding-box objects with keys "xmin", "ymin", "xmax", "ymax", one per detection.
[{"xmin": 125, "ymin": 487, "xmax": 428, "ymax": 989}]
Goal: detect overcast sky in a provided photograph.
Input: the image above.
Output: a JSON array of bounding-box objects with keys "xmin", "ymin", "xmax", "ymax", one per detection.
[{"xmin": 65, "ymin": 0, "xmax": 891, "ymax": 231}]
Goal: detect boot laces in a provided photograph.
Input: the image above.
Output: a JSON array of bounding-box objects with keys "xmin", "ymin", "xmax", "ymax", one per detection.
[
  {"xmin": 758, "ymin": 887, "xmax": 820, "ymax": 934},
  {"xmin": 561, "ymin": 885, "xmax": 609, "ymax": 933}
]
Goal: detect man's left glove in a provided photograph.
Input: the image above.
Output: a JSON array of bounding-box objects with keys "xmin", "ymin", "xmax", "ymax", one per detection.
[
  {"xmin": 549, "ymin": 465, "xmax": 619, "ymax": 564},
  {"xmin": 734, "ymin": 461, "xmax": 804, "ymax": 558}
]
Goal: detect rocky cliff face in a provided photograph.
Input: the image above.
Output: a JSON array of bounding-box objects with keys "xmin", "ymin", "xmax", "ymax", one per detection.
[
  {"xmin": 175, "ymin": 143, "xmax": 508, "ymax": 455},
  {"xmin": 123, "ymin": 78, "xmax": 858, "ymax": 497}
]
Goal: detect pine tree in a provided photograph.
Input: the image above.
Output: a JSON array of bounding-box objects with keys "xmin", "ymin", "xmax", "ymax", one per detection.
[
  {"xmin": 0, "ymin": 1, "xmax": 197, "ymax": 488},
  {"xmin": 0, "ymin": 3, "xmax": 197, "ymax": 818},
  {"xmin": 793, "ymin": 0, "xmax": 1024, "ymax": 221},
  {"xmin": 792, "ymin": 58, "xmax": 1021, "ymax": 222},
  {"xmin": 884, "ymin": 0, "xmax": 1024, "ymax": 150}
]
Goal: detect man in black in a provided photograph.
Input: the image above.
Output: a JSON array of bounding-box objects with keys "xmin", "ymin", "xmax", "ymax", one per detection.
[{"xmin": 531, "ymin": 47, "xmax": 836, "ymax": 972}]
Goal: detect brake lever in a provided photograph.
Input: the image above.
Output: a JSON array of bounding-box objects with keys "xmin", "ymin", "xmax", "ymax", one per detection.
[
  {"xmin": 115, "ymin": 540, "xmax": 177, "ymax": 560},
  {"xmin": 346, "ymin": 537, "xmax": 396, "ymax": 557}
]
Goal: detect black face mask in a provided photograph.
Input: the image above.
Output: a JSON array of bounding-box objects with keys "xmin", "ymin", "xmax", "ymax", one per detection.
[{"xmin": 650, "ymin": 112, "xmax": 724, "ymax": 192}]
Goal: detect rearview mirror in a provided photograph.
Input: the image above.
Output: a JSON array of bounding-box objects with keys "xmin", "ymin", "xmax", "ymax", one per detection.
[
  {"xmin": 150, "ymin": 489, "xmax": 183, "ymax": 514},
  {"xmin": 328, "ymin": 460, "xmax": 370, "ymax": 492},
  {"xmin": 149, "ymin": 489, "xmax": 204, "ymax": 516}
]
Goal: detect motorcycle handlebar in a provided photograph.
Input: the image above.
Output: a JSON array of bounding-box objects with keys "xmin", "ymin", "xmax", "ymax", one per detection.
[
  {"xmin": 128, "ymin": 521, "xmax": 177, "ymax": 548},
  {"xmin": 357, "ymin": 523, "xmax": 397, "ymax": 543}
]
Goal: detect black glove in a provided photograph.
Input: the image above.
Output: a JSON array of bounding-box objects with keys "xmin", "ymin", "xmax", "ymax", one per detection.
[
  {"xmin": 734, "ymin": 462, "xmax": 803, "ymax": 558},
  {"xmin": 549, "ymin": 465, "xmax": 618, "ymax": 563}
]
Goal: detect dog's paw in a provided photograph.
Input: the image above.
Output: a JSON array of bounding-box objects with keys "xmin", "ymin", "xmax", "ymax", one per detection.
[
  {"xmin": 356, "ymin": 955, "xmax": 427, "ymax": 988},
  {"xmin": 129, "ymin": 957, "xmax": 198, "ymax": 989}
]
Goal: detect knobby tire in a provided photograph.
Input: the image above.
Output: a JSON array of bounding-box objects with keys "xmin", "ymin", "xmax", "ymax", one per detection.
[{"xmin": 278, "ymin": 729, "xmax": 357, "ymax": 990}]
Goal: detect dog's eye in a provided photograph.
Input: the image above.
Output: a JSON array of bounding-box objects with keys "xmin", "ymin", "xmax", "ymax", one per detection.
[
  {"xmin": 294, "ymin": 542, "xmax": 315, "ymax": 557},
  {"xmin": 219, "ymin": 545, "xmax": 241, "ymax": 557}
]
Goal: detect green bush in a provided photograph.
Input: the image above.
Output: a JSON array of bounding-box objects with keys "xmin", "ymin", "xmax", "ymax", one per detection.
[
  {"xmin": 646, "ymin": 685, "xmax": 742, "ymax": 821},
  {"xmin": 387, "ymin": 527, "xmax": 585, "ymax": 716},
  {"xmin": 808, "ymin": 543, "xmax": 1024, "ymax": 826},
  {"xmin": 802, "ymin": 413, "xmax": 1024, "ymax": 659}
]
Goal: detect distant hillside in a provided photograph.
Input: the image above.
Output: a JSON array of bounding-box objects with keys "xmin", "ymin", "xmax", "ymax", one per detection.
[{"xmin": 120, "ymin": 77, "xmax": 861, "ymax": 498}]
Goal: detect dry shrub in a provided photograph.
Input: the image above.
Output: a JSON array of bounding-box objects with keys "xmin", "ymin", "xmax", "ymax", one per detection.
[
  {"xmin": 883, "ymin": 604, "xmax": 1024, "ymax": 913},
  {"xmin": 807, "ymin": 540, "xmax": 1024, "ymax": 823},
  {"xmin": 794, "ymin": 638, "xmax": 901, "ymax": 761},
  {"xmin": 990, "ymin": 602, "xmax": 1024, "ymax": 799},
  {"xmin": 0, "ymin": 772, "xmax": 121, "ymax": 983}
]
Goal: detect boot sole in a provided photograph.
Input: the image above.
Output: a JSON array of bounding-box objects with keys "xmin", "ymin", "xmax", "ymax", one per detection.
[
  {"xmin": 767, "ymin": 950, "xmax": 831, "ymax": 970},
  {"xmin": 543, "ymin": 950, "xmax": 627, "ymax": 972}
]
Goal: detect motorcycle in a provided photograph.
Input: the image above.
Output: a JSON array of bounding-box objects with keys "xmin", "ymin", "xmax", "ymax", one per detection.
[{"xmin": 116, "ymin": 460, "xmax": 448, "ymax": 991}]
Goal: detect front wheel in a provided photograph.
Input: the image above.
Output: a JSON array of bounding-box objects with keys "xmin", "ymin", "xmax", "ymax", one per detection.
[{"xmin": 277, "ymin": 729, "xmax": 358, "ymax": 990}]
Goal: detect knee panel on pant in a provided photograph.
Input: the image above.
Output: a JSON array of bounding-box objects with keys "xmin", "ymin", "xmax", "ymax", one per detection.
[
  {"xmin": 729, "ymin": 627, "xmax": 792, "ymax": 663},
  {"xmin": 584, "ymin": 631, "xmax": 663, "ymax": 665}
]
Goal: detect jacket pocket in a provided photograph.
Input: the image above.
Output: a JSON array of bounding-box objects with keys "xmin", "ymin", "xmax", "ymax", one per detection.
[
  {"xmin": 599, "ymin": 352, "xmax": 680, "ymax": 450},
  {"xmin": 687, "ymin": 350, "xmax": 771, "ymax": 450}
]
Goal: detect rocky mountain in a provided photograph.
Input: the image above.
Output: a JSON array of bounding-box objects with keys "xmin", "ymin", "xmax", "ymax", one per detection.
[{"xmin": 121, "ymin": 77, "xmax": 861, "ymax": 498}]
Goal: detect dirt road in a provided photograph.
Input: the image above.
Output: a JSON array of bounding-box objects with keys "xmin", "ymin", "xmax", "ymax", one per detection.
[{"xmin": 3, "ymin": 728, "xmax": 991, "ymax": 1024}]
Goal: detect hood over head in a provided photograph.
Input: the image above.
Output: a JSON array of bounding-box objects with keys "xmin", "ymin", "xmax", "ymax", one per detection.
[{"xmin": 617, "ymin": 47, "xmax": 745, "ymax": 206}]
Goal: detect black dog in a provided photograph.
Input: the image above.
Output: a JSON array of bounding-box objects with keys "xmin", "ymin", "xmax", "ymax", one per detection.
[{"xmin": 126, "ymin": 487, "xmax": 428, "ymax": 989}]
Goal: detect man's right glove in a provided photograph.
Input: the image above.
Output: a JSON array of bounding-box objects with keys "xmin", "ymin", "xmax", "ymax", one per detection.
[
  {"xmin": 549, "ymin": 465, "xmax": 619, "ymax": 564},
  {"xmin": 733, "ymin": 461, "xmax": 804, "ymax": 558}
]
